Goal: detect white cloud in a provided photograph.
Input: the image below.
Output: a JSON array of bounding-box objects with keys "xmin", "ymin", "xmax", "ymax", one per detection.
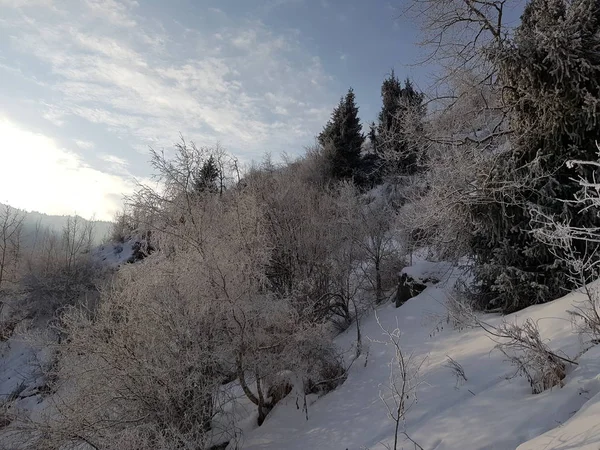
[
  {"xmin": 3, "ymin": 1, "xmax": 335, "ymax": 158},
  {"xmin": 75, "ymin": 139, "xmax": 95, "ymax": 149},
  {"xmin": 0, "ymin": 0, "xmax": 338, "ymax": 219},
  {"xmin": 84, "ymin": 0, "xmax": 138, "ymax": 28},
  {"xmin": 0, "ymin": 118, "xmax": 134, "ymax": 221},
  {"xmin": 42, "ymin": 106, "xmax": 66, "ymax": 127},
  {"xmin": 100, "ymin": 154, "xmax": 128, "ymax": 166},
  {"xmin": 274, "ymin": 106, "xmax": 289, "ymax": 116},
  {"xmin": 100, "ymin": 153, "xmax": 131, "ymax": 177},
  {"xmin": 0, "ymin": 0, "xmax": 54, "ymax": 7}
]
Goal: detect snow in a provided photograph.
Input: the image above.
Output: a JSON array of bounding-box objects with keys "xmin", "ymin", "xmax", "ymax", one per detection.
[
  {"xmin": 0, "ymin": 336, "xmax": 43, "ymax": 404},
  {"xmin": 401, "ymin": 259, "xmax": 454, "ymax": 282},
  {"xmin": 91, "ymin": 239, "xmax": 135, "ymax": 268},
  {"xmin": 517, "ymin": 351, "xmax": 600, "ymax": 450},
  {"xmin": 0, "ymin": 330, "xmax": 52, "ymax": 437},
  {"xmin": 237, "ymin": 266, "xmax": 600, "ymax": 450}
]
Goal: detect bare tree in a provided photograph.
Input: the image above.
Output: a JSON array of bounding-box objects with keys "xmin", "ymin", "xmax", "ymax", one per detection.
[
  {"xmin": 21, "ymin": 217, "xmax": 97, "ymax": 314},
  {"xmin": 336, "ymin": 183, "xmax": 400, "ymax": 305},
  {"xmin": 407, "ymin": 0, "xmax": 514, "ymax": 88},
  {"xmin": 62, "ymin": 216, "xmax": 94, "ymax": 274},
  {"xmin": 0, "ymin": 205, "xmax": 24, "ymax": 291},
  {"xmin": 391, "ymin": 0, "xmax": 517, "ymax": 264},
  {"xmin": 374, "ymin": 314, "xmax": 425, "ymax": 450}
]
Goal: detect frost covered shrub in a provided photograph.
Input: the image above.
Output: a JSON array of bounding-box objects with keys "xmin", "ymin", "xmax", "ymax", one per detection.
[
  {"xmin": 289, "ymin": 328, "xmax": 347, "ymax": 395},
  {"xmin": 29, "ymin": 145, "xmax": 346, "ymax": 448},
  {"xmin": 496, "ymin": 319, "xmax": 568, "ymax": 394},
  {"xmin": 34, "ymin": 262, "xmax": 229, "ymax": 450},
  {"xmin": 445, "ymin": 290, "xmax": 571, "ymax": 394}
]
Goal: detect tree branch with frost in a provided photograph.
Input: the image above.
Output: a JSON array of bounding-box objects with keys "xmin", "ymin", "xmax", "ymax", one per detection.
[
  {"xmin": 528, "ymin": 149, "xmax": 600, "ymax": 346},
  {"xmin": 445, "ymin": 292, "xmax": 576, "ymax": 394},
  {"xmin": 405, "ymin": 0, "xmax": 512, "ymax": 86}
]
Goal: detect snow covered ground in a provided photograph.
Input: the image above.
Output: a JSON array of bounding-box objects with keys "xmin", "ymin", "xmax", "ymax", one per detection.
[
  {"xmin": 91, "ymin": 239, "xmax": 136, "ymax": 268},
  {"xmin": 3, "ymin": 253, "xmax": 600, "ymax": 449},
  {"xmin": 237, "ymin": 266, "xmax": 600, "ymax": 450}
]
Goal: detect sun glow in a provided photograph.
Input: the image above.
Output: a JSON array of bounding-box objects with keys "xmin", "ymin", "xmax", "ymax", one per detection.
[{"xmin": 0, "ymin": 117, "xmax": 133, "ymax": 221}]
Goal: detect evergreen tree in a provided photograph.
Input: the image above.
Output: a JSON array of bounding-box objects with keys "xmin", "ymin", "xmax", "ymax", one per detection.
[
  {"xmin": 318, "ymin": 88, "xmax": 365, "ymax": 181},
  {"xmin": 368, "ymin": 121, "xmax": 378, "ymax": 150},
  {"xmin": 194, "ymin": 155, "xmax": 220, "ymax": 194},
  {"xmin": 371, "ymin": 72, "xmax": 425, "ymax": 176},
  {"xmin": 470, "ymin": 0, "xmax": 600, "ymax": 312}
]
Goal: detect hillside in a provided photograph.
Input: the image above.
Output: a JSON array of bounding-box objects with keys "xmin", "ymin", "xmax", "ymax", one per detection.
[
  {"xmin": 3, "ymin": 250, "xmax": 600, "ymax": 449},
  {"xmin": 233, "ymin": 262, "xmax": 600, "ymax": 450},
  {"xmin": 4, "ymin": 0, "xmax": 600, "ymax": 448}
]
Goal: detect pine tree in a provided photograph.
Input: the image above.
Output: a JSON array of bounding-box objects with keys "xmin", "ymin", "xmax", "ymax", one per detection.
[
  {"xmin": 470, "ymin": 0, "xmax": 600, "ymax": 312},
  {"xmin": 371, "ymin": 71, "xmax": 425, "ymax": 176},
  {"xmin": 318, "ymin": 88, "xmax": 365, "ymax": 181},
  {"xmin": 377, "ymin": 70, "xmax": 403, "ymax": 137},
  {"xmin": 194, "ymin": 155, "xmax": 220, "ymax": 194}
]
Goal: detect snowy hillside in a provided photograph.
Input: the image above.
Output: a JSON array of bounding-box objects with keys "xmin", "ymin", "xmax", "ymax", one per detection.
[
  {"xmin": 236, "ymin": 263, "xmax": 600, "ymax": 450},
  {"xmin": 3, "ymin": 253, "xmax": 600, "ymax": 449}
]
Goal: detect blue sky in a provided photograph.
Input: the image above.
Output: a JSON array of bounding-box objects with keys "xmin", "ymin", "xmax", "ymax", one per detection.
[{"xmin": 0, "ymin": 0, "xmax": 429, "ymax": 220}]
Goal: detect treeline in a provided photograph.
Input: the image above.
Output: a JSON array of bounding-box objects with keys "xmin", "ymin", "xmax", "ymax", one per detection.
[{"xmin": 314, "ymin": 73, "xmax": 424, "ymax": 188}]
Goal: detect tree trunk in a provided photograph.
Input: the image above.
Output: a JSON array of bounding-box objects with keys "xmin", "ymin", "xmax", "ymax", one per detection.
[
  {"xmin": 255, "ymin": 370, "xmax": 271, "ymax": 426},
  {"xmin": 375, "ymin": 259, "xmax": 383, "ymax": 304},
  {"xmin": 236, "ymin": 356, "xmax": 272, "ymax": 426}
]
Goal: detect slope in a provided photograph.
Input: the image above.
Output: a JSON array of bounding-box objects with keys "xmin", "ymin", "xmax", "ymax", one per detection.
[{"xmin": 238, "ymin": 265, "xmax": 600, "ymax": 450}]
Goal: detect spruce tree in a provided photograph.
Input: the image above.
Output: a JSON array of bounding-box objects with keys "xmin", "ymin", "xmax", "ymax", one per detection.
[
  {"xmin": 470, "ymin": 0, "xmax": 600, "ymax": 312},
  {"xmin": 371, "ymin": 71, "xmax": 425, "ymax": 176},
  {"xmin": 194, "ymin": 155, "xmax": 220, "ymax": 194},
  {"xmin": 318, "ymin": 88, "xmax": 365, "ymax": 181}
]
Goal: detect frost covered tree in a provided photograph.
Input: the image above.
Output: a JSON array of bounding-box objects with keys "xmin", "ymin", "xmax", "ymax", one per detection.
[
  {"xmin": 29, "ymin": 140, "xmax": 350, "ymax": 449},
  {"xmin": 370, "ymin": 72, "xmax": 425, "ymax": 176},
  {"xmin": 470, "ymin": 0, "xmax": 600, "ymax": 312},
  {"xmin": 22, "ymin": 216, "xmax": 97, "ymax": 313}
]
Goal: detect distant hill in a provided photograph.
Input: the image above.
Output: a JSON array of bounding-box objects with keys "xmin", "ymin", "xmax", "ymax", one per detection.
[{"xmin": 0, "ymin": 203, "xmax": 113, "ymax": 245}]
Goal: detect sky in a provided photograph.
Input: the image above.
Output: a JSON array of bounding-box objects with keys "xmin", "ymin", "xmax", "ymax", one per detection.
[{"xmin": 0, "ymin": 0, "xmax": 430, "ymax": 221}]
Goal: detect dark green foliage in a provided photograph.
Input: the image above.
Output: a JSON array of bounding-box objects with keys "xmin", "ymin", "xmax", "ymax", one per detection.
[
  {"xmin": 318, "ymin": 88, "xmax": 365, "ymax": 182},
  {"xmin": 471, "ymin": 0, "xmax": 600, "ymax": 312},
  {"xmin": 370, "ymin": 71, "xmax": 425, "ymax": 177},
  {"xmin": 194, "ymin": 155, "xmax": 220, "ymax": 194},
  {"xmin": 358, "ymin": 153, "xmax": 384, "ymax": 188}
]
